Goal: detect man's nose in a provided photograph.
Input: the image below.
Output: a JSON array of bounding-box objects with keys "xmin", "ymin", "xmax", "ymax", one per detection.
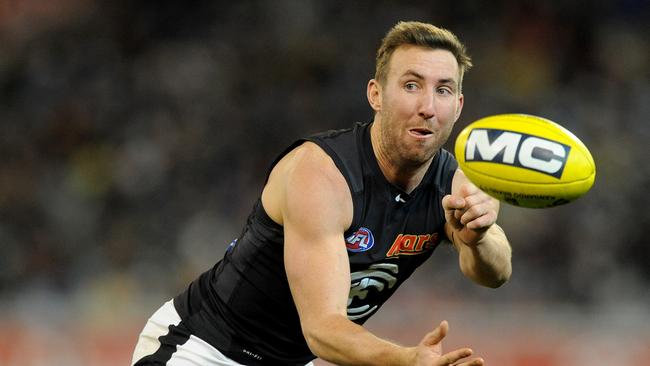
[{"xmin": 418, "ymin": 93, "xmax": 435, "ymax": 120}]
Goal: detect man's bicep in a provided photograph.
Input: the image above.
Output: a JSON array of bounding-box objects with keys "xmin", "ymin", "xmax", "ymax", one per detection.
[
  {"xmin": 284, "ymin": 224, "xmax": 351, "ymax": 320},
  {"xmin": 280, "ymin": 144, "xmax": 353, "ymax": 325},
  {"xmin": 283, "ymin": 198, "xmax": 352, "ymax": 333}
]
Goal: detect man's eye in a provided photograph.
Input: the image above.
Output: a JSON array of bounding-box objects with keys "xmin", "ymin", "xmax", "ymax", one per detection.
[
  {"xmin": 405, "ymin": 83, "xmax": 418, "ymax": 91},
  {"xmin": 437, "ymin": 87, "xmax": 452, "ymax": 95}
]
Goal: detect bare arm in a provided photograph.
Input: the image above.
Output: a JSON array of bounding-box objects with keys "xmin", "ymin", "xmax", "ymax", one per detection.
[
  {"xmin": 443, "ymin": 169, "xmax": 512, "ymax": 288},
  {"xmin": 264, "ymin": 143, "xmax": 483, "ymax": 366}
]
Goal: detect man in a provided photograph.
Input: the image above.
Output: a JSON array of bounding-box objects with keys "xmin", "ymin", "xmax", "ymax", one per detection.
[{"xmin": 132, "ymin": 21, "xmax": 512, "ymax": 366}]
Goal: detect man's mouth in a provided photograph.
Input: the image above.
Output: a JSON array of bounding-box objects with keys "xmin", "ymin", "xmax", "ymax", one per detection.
[{"xmin": 408, "ymin": 128, "xmax": 433, "ymax": 137}]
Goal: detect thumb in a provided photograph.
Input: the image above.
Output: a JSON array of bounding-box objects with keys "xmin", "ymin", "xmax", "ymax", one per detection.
[
  {"xmin": 442, "ymin": 194, "xmax": 465, "ymax": 212},
  {"xmin": 421, "ymin": 320, "xmax": 449, "ymax": 347},
  {"xmin": 459, "ymin": 181, "xmax": 479, "ymax": 198}
]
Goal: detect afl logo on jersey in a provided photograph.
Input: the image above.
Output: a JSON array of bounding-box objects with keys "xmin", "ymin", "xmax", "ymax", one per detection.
[{"xmin": 345, "ymin": 227, "xmax": 375, "ymax": 252}]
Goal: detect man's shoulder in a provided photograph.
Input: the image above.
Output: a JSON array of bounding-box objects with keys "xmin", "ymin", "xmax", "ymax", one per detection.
[
  {"xmin": 274, "ymin": 141, "xmax": 346, "ymax": 186},
  {"xmin": 263, "ymin": 140, "xmax": 351, "ymax": 226},
  {"xmin": 306, "ymin": 122, "xmax": 369, "ymax": 194}
]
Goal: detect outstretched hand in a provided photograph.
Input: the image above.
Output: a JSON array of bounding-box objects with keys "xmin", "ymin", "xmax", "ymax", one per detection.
[
  {"xmin": 412, "ymin": 321, "xmax": 484, "ymax": 366},
  {"xmin": 442, "ymin": 182, "xmax": 499, "ymax": 247}
]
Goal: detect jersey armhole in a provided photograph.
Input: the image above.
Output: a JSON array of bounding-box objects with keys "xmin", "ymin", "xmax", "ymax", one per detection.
[
  {"xmin": 305, "ymin": 138, "xmax": 363, "ymax": 195},
  {"xmin": 305, "ymin": 137, "xmax": 364, "ymax": 236},
  {"xmin": 435, "ymin": 150, "xmax": 458, "ymax": 243},
  {"xmin": 432, "ymin": 149, "xmax": 458, "ymax": 196}
]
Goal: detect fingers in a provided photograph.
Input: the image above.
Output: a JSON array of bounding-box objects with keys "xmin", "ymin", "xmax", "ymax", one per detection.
[
  {"xmin": 438, "ymin": 348, "xmax": 472, "ymax": 365},
  {"xmin": 445, "ymin": 185, "xmax": 498, "ymax": 230},
  {"xmin": 442, "ymin": 194, "xmax": 465, "ymax": 212},
  {"xmin": 437, "ymin": 349, "xmax": 484, "ymax": 366},
  {"xmin": 443, "ymin": 183, "xmax": 482, "ymax": 214},
  {"xmin": 459, "ymin": 182, "xmax": 479, "ymax": 197},
  {"xmin": 442, "ymin": 195, "xmax": 464, "ymax": 231},
  {"xmin": 460, "ymin": 198, "xmax": 496, "ymax": 229},
  {"xmin": 421, "ymin": 320, "xmax": 449, "ymax": 347},
  {"xmin": 454, "ymin": 357, "xmax": 485, "ymax": 366},
  {"xmin": 419, "ymin": 321, "xmax": 485, "ymax": 366}
]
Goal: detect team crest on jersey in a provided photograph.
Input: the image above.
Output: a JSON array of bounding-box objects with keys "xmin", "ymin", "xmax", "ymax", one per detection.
[{"xmin": 346, "ymin": 227, "xmax": 375, "ymax": 252}]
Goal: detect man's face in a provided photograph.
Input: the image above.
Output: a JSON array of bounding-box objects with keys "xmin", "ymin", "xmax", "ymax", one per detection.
[{"xmin": 371, "ymin": 45, "xmax": 464, "ymax": 167}]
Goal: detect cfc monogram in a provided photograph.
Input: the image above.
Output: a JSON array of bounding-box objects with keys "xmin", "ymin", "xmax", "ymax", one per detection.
[{"xmin": 386, "ymin": 233, "xmax": 439, "ymax": 257}]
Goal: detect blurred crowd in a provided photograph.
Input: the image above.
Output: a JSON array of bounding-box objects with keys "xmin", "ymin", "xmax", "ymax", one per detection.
[{"xmin": 1, "ymin": 0, "xmax": 649, "ymax": 334}]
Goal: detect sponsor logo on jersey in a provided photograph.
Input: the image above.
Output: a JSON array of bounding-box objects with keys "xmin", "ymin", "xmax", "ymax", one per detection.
[
  {"xmin": 465, "ymin": 128, "xmax": 571, "ymax": 178},
  {"xmin": 346, "ymin": 227, "xmax": 375, "ymax": 252},
  {"xmin": 386, "ymin": 233, "xmax": 439, "ymax": 257}
]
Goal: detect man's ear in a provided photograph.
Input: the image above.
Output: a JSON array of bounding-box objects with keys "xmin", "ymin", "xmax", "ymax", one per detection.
[
  {"xmin": 367, "ymin": 79, "xmax": 382, "ymax": 112},
  {"xmin": 454, "ymin": 93, "xmax": 464, "ymax": 122}
]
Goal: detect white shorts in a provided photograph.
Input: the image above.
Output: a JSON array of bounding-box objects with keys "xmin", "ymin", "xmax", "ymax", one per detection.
[{"xmin": 131, "ymin": 300, "xmax": 315, "ymax": 366}]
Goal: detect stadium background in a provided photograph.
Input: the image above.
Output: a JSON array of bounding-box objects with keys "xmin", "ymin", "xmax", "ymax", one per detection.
[{"xmin": 1, "ymin": 1, "xmax": 648, "ymax": 365}]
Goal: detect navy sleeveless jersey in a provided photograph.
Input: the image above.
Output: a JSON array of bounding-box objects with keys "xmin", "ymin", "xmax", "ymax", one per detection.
[{"xmin": 173, "ymin": 122, "xmax": 458, "ymax": 365}]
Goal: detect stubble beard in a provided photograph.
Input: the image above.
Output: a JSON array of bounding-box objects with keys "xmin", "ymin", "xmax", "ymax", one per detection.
[
  {"xmin": 381, "ymin": 114, "xmax": 452, "ymax": 169},
  {"xmin": 380, "ymin": 124, "xmax": 428, "ymax": 170}
]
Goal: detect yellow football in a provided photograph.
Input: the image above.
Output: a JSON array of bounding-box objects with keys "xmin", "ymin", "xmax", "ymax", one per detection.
[{"xmin": 454, "ymin": 114, "xmax": 596, "ymax": 208}]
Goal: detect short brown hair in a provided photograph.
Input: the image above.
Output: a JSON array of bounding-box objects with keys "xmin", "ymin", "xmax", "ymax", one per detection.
[{"xmin": 375, "ymin": 21, "xmax": 472, "ymax": 90}]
